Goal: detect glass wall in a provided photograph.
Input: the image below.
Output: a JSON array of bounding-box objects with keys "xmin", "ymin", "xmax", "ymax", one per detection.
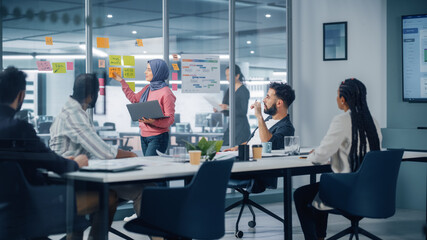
[
  {"xmin": 2, "ymin": 0, "xmax": 85, "ymax": 134},
  {"xmin": 1, "ymin": 0, "xmax": 287, "ymax": 152}
]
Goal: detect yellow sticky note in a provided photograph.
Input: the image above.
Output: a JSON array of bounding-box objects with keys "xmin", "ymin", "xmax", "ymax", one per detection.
[
  {"xmin": 127, "ymin": 82, "xmax": 135, "ymax": 92},
  {"xmin": 123, "ymin": 56, "xmax": 135, "ymax": 66},
  {"xmin": 109, "ymin": 55, "xmax": 121, "ymax": 66},
  {"xmin": 136, "ymin": 39, "xmax": 144, "ymax": 46},
  {"xmin": 109, "ymin": 67, "xmax": 121, "ymax": 78},
  {"xmin": 172, "ymin": 63, "xmax": 179, "ymax": 71},
  {"xmin": 123, "ymin": 68, "xmax": 135, "ymax": 78},
  {"xmin": 52, "ymin": 63, "xmax": 66, "ymax": 73},
  {"xmin": 45, "ymin": 37, "xmax": 53, "ymax": 45},
  {"xmin": 97, "ymin": 37, "xmax": 110, "ymax": 48}
]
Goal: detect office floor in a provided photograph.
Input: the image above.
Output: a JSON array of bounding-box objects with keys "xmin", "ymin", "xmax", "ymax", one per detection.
[{"xmin": 52, "ymin": 202, "xmax": 425, "ymax": 240}]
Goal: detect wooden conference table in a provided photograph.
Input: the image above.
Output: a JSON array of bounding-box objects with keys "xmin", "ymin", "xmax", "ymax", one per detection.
[{"xmin": 61, "ymin": 151, "xmax": 427, "ymax": 240}]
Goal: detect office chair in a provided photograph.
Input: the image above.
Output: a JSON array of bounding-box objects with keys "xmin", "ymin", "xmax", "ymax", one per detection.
[
  {"xmin": 226, "ymin": 177, "xmax": 284, "ymax": 238},
  {"xmin": 0, "ymin": 161, "xmax": 89, "ymax": 239},
  {"xmin": 38, "ymin": 121, "xmax": 53, "ymax": 134},
  {"xmin": 319, "ymin": 150, "xmax": 404, "ymax": 240},
  {"xmin": 103, "ymin": 122, "xmax": 116, "ymax": 131},
  {"xmin": 124, "ymin": 159, "xmax": 234, "ymax": 240}
]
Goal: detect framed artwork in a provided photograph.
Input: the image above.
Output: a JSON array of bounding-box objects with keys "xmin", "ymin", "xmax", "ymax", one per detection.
[{"xmin": 323, "ymin": 22, "xmax": 347, "ymax": 61}]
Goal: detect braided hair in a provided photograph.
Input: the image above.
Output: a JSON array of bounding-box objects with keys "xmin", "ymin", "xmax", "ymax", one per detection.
[{"xmin": 339, "ymin": 78, "xmax": 380, "ymax": 172}]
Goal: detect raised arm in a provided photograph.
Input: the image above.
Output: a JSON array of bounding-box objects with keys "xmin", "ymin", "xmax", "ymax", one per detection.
[{"xmin": 112, "ymin": 72, "xmax": 141, "ymax": 103}]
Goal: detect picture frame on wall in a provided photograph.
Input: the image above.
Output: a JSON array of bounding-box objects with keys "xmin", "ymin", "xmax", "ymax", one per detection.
[{"xmin": 323, "ymin": 22, "xmax": 347, "ymax": 61}]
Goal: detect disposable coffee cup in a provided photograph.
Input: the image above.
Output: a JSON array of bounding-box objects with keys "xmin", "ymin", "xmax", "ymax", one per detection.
[
  {"xmin": 189, "ymin": 150, "xmax": 202, "ymax": 165},
  {"xmin": 252, "ymin": 144, "xmax": 262, "ymax": 160}
]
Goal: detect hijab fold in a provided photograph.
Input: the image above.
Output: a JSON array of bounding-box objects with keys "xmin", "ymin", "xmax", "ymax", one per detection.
[{"xmin": 140, "ymin": 59, "xmax": 169, "ymax": 102}]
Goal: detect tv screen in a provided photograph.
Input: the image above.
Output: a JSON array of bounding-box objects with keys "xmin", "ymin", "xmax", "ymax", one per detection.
[{"xmin": 402, "ymin": 14, "xmax": 427, "ymax": 102}]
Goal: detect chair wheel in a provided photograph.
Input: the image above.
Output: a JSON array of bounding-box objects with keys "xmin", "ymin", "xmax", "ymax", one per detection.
[
  {"xmin": 235, "ymin": 230, "xmax": 243, "ymax": 238},
  {"xmin": 248, "ymin": 220, "xmax": 256, "ymax": 228}
]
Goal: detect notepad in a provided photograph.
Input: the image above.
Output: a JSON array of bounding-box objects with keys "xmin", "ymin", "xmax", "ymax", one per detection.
[
  {"xmin": 80, "ymin": 162, "xmax": 143, "ymax": 172},
  {"xmin": 126, "ymin": 100, "xmax": 170, "ymax": 121}
]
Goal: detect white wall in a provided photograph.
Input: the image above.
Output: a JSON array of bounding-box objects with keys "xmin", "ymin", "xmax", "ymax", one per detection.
[{"xmin": 292, "ymin": 0, "xmax": 387, "ymax": 147}]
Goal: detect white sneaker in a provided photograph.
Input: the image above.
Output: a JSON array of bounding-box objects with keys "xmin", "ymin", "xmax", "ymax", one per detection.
[{"xmin": 123, "ymin": 213, "xmax": 137, "ymax": 222}]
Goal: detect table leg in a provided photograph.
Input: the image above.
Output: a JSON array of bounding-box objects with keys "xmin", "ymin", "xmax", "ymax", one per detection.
[
  {"xmin": 100, "ymin": 183, "xmax": 110, "ymax": 239},
  {"xmin": 284, "ymin": 169, "xmax": 292, "ymax": 240},
  {"xmin": 310, "ymin": 173, "xmax": 316, "ymax": 185}
]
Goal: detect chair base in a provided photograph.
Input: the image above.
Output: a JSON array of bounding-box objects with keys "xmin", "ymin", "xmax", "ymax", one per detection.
[
  {"xmin": 327, "ymin": 218, "xmax": 382, "ymax": 240},
  {"xmin": 225, "ymin": 188, "xmax": 284, "ymax": 238}
]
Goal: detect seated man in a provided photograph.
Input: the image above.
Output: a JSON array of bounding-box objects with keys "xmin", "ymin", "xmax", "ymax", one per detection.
[
  {"xmin": 49, "ymin": 73, "xmax": 143, "ymax": 216},
  {"xmin": 225, "ymin": 82, "xmax": 295, "ymax": 193},
  {"xmin": 0, "ymin": 66, "xmax": 117, "ymax": 240},
  {"xmin": 225, "ymin": 82, "xmax": 295, "ymax": 151}
]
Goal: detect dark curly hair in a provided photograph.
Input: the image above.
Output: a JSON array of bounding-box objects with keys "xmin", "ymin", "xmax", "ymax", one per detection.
[
  {"xmin": 0, "ymin": 66, "xmax": 27, "ymax": 105},
  {"xmin": 339, "ymin": 78, "xmax": 380, "ymax": 172},
  {"xmin": 269, "ymin": 82, "xmax": 295, "ymax": 108}
]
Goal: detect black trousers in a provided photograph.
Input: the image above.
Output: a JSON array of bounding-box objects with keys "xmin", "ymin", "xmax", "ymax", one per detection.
[{"xmin": 294, "ymin": 183, "xmax": 329, "ymax": 240}]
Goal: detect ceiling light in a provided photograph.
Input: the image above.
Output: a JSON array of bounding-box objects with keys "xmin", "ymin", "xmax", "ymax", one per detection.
[
  {"xmin": 132, "ymin": 31, "xmax": 137, "ymax": 34},
  {"xmin": 272, "ymin": 72, "xmax": 287, "ymax": 76},
  {"xmin": 143, "ymin": 51, "xmax": 147, "ymax": 54},
  {"xmin": 250, "ymin": 51, "xmax": 255, "ymax": 54},
  {"xmin": 3, "ymin": 55, "xmax": 34, "ymax": 60},
  {"xmin": 265, "ymin": 14, "xmax": 271, "ymax": 18},
  {"xmin": 36, "ymin": 55, "xmax": 86, "ymax": 59},
  {"xmin": 246, "ymin": 40, "xmax": 252, "ymax": 45},
  {"xmin": 107, "ymin": 14, "xmax": 113, "ymax": 18}
]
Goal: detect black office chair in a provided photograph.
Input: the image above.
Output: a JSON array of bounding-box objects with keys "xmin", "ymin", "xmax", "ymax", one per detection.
[
  {"xmin": 124, "ymin": 159, "xmax": 234, "ymax": 240},
  {"xmin": 226, "ymin": 176, "xmax": 284, "ymax": 238},
  {"xmin": 0, "ymin": 161, "xmax": 89, "ymax": 239},
  {"xmin": 319, "ymin": 150, "xmax": 404, "ymax": 240},
  {"xmin": 103, "ymin": 122, "xmax": 116, "ymax": 131},
  {"xmin": 38, "ymin": 121, "xmax": 53, "ymax": 134}
]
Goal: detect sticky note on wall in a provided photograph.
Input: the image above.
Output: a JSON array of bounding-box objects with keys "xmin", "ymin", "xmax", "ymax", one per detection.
[
  {"xmin": 97, "ymin": 37, "xmax": 109, "ymax": 48},
  {"xmin": 45, "ymin": 37, "xmax": 53, "ymax": 45},
  {"xmin": 67, "ymin": 62, "xmax": 74, "ymax": 70},
  {"xmin": 172, "ymin": 63, "xmax": 179, "ymax": 71},
  {"xmin": 127, "ymin": 82, "xmax": 135, "ymax": 92},
  {"xmin": 172, "ymin": 72, "xmax": 178, "ymax": 80},
  {"xmin": 52, "ymin": 63, "xmax": 66, "ymax": 73},
  {"xmin": 136, "ymin": 39, "xmax": 143, "ymax": 46},
  {"xmin": 98, "ymin": 59, "xmax": 105, "ymax": 68},
  {"xmin": 36, "ymin": 61, "xmax": 52, "ymax": 71},
  {"xmin": 172, "ymin": 84, "xmax": 178, "ymax": 91},
  {"xmin": 109, "ymin": 67, "xmax": 121, "ymax": 78},
  {"xmin": 123, "ymin": 56, "xmax": 135, "ymax": 66},
  {"xmin": 123, "ymin": 68, "xmax": 135, "ymax": 78},
  {"xmin": 109, "ymin": 55, "xmax": 121, "ymax": 66}
]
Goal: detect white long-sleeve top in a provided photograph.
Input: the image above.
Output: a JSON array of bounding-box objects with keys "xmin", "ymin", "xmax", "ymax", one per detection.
[
  {"xmin": 309, "ymin": 111, "xmax": 382, "ymax": 210},
  {"xmin": 308, "ymin": 111, "xmax": 382, "ymax": 174}
]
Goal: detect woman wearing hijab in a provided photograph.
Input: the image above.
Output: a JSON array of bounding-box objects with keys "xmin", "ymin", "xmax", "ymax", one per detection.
[{"xmin": 113, "ymin": 59, "xmax": 176, "ymax": 156}]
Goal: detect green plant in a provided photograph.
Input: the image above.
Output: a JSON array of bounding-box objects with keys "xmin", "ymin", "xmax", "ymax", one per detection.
[{"xmin": 183, "ymin": 137, "xmax": 223, "ymax": 161}]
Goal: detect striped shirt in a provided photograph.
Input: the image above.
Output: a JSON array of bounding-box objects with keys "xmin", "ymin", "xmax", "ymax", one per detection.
[{"xmin": 49, "ymin": 97, "xmax": 118, "ymax": 159}]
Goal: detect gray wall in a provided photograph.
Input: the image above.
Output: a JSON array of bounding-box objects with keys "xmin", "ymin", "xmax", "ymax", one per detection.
[{"xmin": 386, "ymin": 0, "xmax": 427, "ymax": 211}]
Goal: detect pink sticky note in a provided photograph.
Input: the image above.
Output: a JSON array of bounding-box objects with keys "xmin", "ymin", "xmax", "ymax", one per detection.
[
  {"xmin": 172, "ymin": 72, "xmax": 178, "ymax": 80},
  {"xmin": 36, "ymin": 61, "xmax": 52, "ymax": 71},
  {"xmin": 98, "ymin": 78, "xmax": 105, "ymax": 86},
  {"xmin": 172, "ymin": 84, "xmax": 178, "ymax": 91},
  {"xmin": 67, "ymin": 62, "xmax": 74, "ymax": 70},
  {"xmin": 100, "ymin": 88, "xmax": 105, "ymax": 96}
]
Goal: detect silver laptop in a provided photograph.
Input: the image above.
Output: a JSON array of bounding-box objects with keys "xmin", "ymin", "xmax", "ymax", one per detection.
[{"xmin": 126, "ymin": 100, "xmax": 170, "ymax": 120}]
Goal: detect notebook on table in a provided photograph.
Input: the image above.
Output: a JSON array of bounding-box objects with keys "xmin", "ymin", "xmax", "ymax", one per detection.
[{"xmin": 80, "ymin": 161, "xmax": 143, "ymax": 173}]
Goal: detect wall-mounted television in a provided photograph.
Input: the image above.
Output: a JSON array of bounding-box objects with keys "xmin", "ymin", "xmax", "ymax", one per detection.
[{"xmin": 402, "ymin": 14, "xmax": 427, "ymax": 102}]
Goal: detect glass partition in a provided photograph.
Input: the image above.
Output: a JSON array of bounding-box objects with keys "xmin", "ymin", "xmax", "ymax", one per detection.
[{"xmin": 2, "ymin": 0, "xmax": 85, "ymax": 132}]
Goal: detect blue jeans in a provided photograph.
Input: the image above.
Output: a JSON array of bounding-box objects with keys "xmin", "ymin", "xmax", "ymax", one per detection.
[{"xmin": 140, "ymin": 132, "xmax": 169, "ymax": 156}]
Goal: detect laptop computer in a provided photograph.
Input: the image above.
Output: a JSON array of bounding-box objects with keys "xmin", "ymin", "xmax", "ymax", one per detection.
[{"xmin": 126, "ymin": 100, "xmax": 170, "ymax": 121}]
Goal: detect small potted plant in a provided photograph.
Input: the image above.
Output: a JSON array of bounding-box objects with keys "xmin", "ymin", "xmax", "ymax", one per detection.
[{"xmin": 183, "ymin": 137, "xmax": 223, "ymax": 161}]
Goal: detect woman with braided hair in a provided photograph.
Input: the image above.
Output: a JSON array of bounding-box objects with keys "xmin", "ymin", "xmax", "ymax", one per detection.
[{"xmin": 293, "ymin": 78, "xmax": 382, "ymax": 240}]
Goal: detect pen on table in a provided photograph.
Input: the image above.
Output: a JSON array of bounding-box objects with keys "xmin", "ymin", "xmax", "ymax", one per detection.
[{"xmin": 299, "ymin": 156, "xmax": 307, "ymax": 159}]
